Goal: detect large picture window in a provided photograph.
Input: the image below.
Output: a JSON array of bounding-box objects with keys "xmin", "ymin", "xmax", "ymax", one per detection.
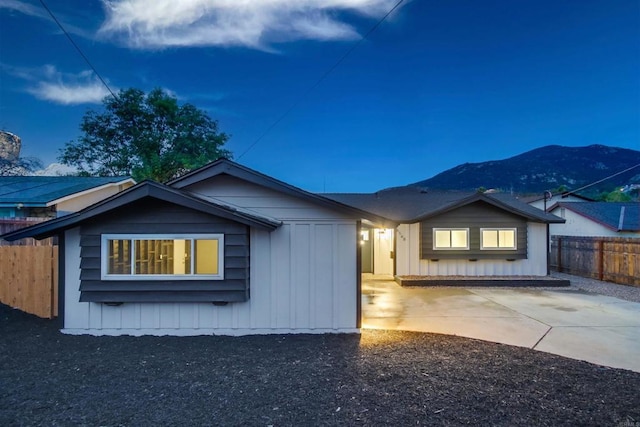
[
  {"xmin": 433, "ymin": 228, "xmax": 469, "ymax": 250},
  {"xmin": 101, "ymin": 234, "xmax": 224, "ymax": 280},
  {"xmin": 481, "ymin": 228, "xmax": 516, "ymax": 250}
]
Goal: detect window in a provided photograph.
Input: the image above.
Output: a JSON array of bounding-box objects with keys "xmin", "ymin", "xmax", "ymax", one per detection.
[
  {"xmin": 433, "ymin": 228, "xmax": 469, "ymax": 250},
  {"xmin": 481, "ymin": 228, "xmax": 516, "ymax": 250},
  {"xmin": 101, "ymin": 234, "xmax": 224, "ymax": 280}
]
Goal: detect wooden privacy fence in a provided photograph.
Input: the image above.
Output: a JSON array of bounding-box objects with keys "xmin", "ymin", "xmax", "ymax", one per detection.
[
  {"xmin": 0, "ymin": 218, "xmax": 54, "ymax": 246},
  {"xmin": 0, "ymin": 245, "xmax": 58, "ymax": 318},
  {"xmin": 551, "ymin": 236, "xmax": 640, "ymax": 287}
]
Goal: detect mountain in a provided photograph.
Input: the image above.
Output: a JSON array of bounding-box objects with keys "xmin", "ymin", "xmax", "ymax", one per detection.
[{"xmin": 408, "ymin": 145, "xmax": 640, "ymax": 195}]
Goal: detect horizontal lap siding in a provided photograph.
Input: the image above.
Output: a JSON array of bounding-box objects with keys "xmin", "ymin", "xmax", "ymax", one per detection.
[
  {"xmin": 78, "ymin": 199, "xmax": 249, "ymax": 303},
  {"xmin": 420, "ymin": 202, "xmax": 527, "ymax": 260}
]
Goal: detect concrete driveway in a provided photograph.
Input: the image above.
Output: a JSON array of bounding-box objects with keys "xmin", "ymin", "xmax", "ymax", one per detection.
[{"xmin": 362, "ymin": 275, "xmax": 640, "ymax": 373}]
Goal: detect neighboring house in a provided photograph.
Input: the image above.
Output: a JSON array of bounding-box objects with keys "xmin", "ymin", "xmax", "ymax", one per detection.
[
  {"xmin": 0, "ymin": 176, "xmax": 135, "ymax": 218},
  {"xmin": 325, "ymin": 187, "xmax": 564, "ymax": 278},
  {"xmin": 522, "ymin": 192, "xmax": 593, "ymax": 211},
  {"xmin": 1, "ymin": 160, "xmax": 564, "ymax": 336},
  {"xmin": 547, "ymin": 202, "xmax": 640, "ymax": 238},
  {"xmin": 1, "ymin": 160, "xmax": 389, "ymax": 336}
]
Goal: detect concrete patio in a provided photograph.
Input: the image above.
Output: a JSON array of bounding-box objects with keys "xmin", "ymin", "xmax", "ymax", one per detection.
[{"xmin": 361, "ymin": 275, "xmax": 640, "ymax": 372}]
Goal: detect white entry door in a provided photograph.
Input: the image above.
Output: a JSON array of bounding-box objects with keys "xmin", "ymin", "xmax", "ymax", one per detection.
[{"xmin": 373, "ymin": 228, "xmax": 394, "ymax": 275}]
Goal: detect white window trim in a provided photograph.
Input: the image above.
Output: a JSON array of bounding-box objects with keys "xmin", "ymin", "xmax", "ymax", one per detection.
[
  {"xmin": 101, "ymin": 234, "xmax": 224, "ymax": 281},
  {"xmin": 480, "ymin": 228, "xmax": 517, "ymax": 250},
  {"xmin": 432, "ymin": 228, "xmax": 470, "ymax": 250}
]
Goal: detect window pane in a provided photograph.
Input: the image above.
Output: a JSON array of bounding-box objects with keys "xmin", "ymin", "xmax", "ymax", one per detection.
[
  {"xmin": 195, "ymin": 239, "xmax": 219, "ymax": 274},
  {"xmin": 451, "ymin": 230, "xmax": 468, "ymax": 248},
  {"xmin": 434, "ymin": 230, "xmax": 451, "ymax": 248},
  {"xmin": 134, "ymin": 239, "xmax": 175, "ymax": 275},
  {"xmin": 172, "ymin": 239, "xmax": 190, "ymax": 274},
  {"xmin": 108, "ymin": 240, "xmax": 131, "ymax": 274},
  {"xmin": 482, "ymin": 230, "xmax": 498, "ymax": 248},
  {"xmin": 500, "ymin": 230, "xmax": 515, "ymax": 248}
]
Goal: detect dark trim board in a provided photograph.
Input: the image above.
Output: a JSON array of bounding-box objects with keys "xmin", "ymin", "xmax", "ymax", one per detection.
[
  {"xmin": 395, "ymin": 276, "xmax": 570, "ymax": 287},
  {"xmin": 57, "ymin": 233, "xmax": 65, "ymax": 328},
  {"xmin": 356, "ymin": 220, "xmax": 362, "ymax": 329}
]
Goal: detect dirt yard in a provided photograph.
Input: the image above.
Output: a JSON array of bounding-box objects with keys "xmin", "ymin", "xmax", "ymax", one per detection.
[{"xmin": 1, "ymin": 303, "xmax": 639, "ymax": 426}]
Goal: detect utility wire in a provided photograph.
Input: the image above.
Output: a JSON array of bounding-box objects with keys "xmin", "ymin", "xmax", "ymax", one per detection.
[
  {"xmin": 237, "ymin": 0, "xmax": 405, "ymax": 160},
  {"xmin": 39, "ymin": 0, "xmax": 118, "ymax": 100},
  {"xmin": 563, "ymin": 163, "xmax": 640, "ymax": 196}
]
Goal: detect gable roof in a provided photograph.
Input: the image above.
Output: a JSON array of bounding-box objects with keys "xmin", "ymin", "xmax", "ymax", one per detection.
[
  {"xmin": 324, "ymin": 187, "xmax": 565, "ymax": 223},
  {"xmin": 1, "ymin": 181, "xmax": 282, "ymax": 242},
  {"xmin": 549, "ymin": 202, "xmax": 640, "ymax": 232},
  {"xmin": 168, "ymin": 158, "xmax": 394, "ymax": 226},
  {"xmin": 0, "ymin": 176, "xmax": 134, "ymax": 208}
]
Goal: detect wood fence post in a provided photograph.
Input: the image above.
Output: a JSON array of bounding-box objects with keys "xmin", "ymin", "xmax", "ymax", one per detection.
[
  {"xmin": 557, "ymin": 237, "xmax": 562, "ymax": 273},
  {"xmin": 598, "ymin": 239, "xmax": 604, "ymax": 281}
]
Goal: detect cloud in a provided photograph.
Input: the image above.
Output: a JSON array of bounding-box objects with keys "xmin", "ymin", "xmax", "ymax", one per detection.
[
  {"xmin": 3, "ymin": 64, "xmax": 114, "ymax": 105},
  {"xmin": 0, "ymin": 0, "xmax": 49, "ymax": 20},
  {"xmin": 99, "ymin": 0, "xmax": 399, "ymax": 49},
  {"xmin": 0, "ymin": 0, "xmax": 93, "ymax": 39}
]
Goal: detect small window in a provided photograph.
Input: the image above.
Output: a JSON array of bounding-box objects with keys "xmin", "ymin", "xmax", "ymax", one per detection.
[
  {"xmin": 101, "ymin": 234, "xmax": 224, "ymax": 280},
  {"xmin": 433, "ymin": 228, "xmax": 469, "ymax": 250},
  {"xmin": 481, "ymin": 228, "xmax": 516, "ymax": 250}
]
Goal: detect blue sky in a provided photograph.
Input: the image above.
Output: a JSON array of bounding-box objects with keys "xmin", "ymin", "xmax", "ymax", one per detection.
[{"xmin": 0, "ymin": 0, "xmax": 638, "ymax": 192}]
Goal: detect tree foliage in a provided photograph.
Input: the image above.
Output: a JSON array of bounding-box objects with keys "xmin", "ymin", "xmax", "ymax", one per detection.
[
  {"xmin": 59, "ymin": 88, "xmax": 231, "ymax": 182},
  {"xmin": 596, "ymin": 187, "xmax": 633, "ymax": 202},
  {"xmin": 0, "ymin": 156, "xmax": 42, "ymax": 176}
]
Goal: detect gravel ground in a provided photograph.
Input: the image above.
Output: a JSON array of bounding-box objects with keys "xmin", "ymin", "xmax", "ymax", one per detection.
[
  {"xmin": 551, "ymin": 272, "xmax": 640, "ymax": 303},
  {"xmin": 2, "ymin": 303, "xmax": 640, "ymax": 426}
]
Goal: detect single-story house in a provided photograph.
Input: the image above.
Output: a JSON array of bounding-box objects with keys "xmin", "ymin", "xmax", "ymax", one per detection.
[
  {"xmin": 547, "ymin": 202, "xmax": 640, "ymax": 238},
  {"xmin": 1, "ymin": 160, "xmax": 564, "ymax": 336},
  {"xmin": 0, "ymin": 176, "xmax": 135, "ymax": 218}
]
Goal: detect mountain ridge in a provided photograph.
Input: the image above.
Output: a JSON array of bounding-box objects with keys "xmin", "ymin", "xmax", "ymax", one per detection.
[{"xmin": 406, "ymin": 144, "xmax": 640, "ymax": 195}]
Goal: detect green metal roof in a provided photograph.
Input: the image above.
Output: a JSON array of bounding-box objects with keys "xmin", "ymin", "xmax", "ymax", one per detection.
[{"xmin": 0, "ymin": 176, "xmax": 133, "ymax": 207}]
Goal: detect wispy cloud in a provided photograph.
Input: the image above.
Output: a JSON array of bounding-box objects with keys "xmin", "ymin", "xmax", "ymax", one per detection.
[
  {"xmin": 2, "ymin": 64, "xmax": 113, "ymax": 105},
  {"xmin": 0, "ymin": 0, "xmax": 49, "ymax": 20},
  {"xmin": 0, "ymin": 0, "xmax": 94, "ymax": 39},
  {"xmin": 99, "ymin": 0, "xmax": 399, "ymax": 50}
]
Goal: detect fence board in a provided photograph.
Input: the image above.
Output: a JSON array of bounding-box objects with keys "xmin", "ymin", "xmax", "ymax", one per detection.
[
  {"xmin": 551, "ymin": 236, "xmax": 640, "ymax": 287},
  {"xmin": 0, "ymin": 246, "xmax": 58, "ymax": 318}
]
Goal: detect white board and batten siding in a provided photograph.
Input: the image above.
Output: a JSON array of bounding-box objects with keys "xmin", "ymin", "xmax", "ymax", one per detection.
[
  {"xmin": 395, "ymin": 222, "xmax": 549, "ymax": 276},
  {"xmin": 62, "ymin": 176, "xmax": 360, "ymax": 336}
]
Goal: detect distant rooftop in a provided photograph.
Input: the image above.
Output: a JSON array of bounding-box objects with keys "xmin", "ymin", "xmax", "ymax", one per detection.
[
  {"xmin": 0, "ymin": 176, "xmax": 133, "ymax": 207},
  {"xmin": 552, "ymin": 202, "xmax": 639, "ymax": 232}
]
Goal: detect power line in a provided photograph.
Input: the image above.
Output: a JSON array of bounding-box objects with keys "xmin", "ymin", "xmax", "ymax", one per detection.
[
  {"xmin": 237, "ymin": 0, "xmax": 405, "ymax": 160},
  {"xmin": 564, "ymin": 163, "xmax": 640, "ymax": 196},
  {"xmin": 39, "ymin": 0, "xmax": 118, "ymax": 100}
]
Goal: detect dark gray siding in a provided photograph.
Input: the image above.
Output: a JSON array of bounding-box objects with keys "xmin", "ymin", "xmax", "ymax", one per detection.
[
  {"xmin": 79, "ymin": 198, "xmax": 250, "ymax": 303},
  {"xmin": 420, "ymin": 201, "xmax": 527, "ymax": 260}
]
